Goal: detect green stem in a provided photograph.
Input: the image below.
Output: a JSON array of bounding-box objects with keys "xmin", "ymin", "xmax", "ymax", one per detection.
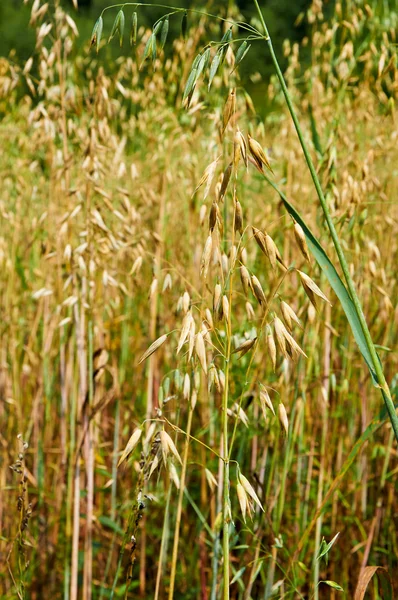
[{"xmin": 252, "ymin": 0, "xmax": 398, "ymax": 443}]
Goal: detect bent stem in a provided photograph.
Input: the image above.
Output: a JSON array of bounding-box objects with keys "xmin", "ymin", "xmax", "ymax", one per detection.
[{"xmin": 252, "ymin": 0, "xmax": 398, "ymax": 443}]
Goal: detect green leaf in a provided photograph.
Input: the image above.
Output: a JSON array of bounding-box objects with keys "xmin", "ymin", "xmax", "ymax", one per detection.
[
  {"xmin": 130, "ymin": 12, "xmax": 138, "ymax": 46},
  {"xmin": 151, "ymin": 34, "xmax": 157, "ymax": 66},
  {"xmin": 98, "ymin": 516, "xmax": 124, "ymax": 535},
  {"xmin": 160, "ymin": 17, "xmax": 169, "ymax": 49},
  {"xmin": 208, "ymin": 49, "xmax": 222, "ymax": 91},
  {"xmin": 183, "ymin": 67, "xmax": 198, "ymax": 105},
  {"xmin": 232, "ymin": 41, "xmax": 251, "ymax": 72},
  {"xmin": 220, "ymin": 27, "xmax": 233, "ymax": 64},
  {"xmin": 279, "ymin": 193, "xmax": 378, "ymax": 385},
  {"xmin": 197, "ymin": 47, "xmax": 211, "ymax": 79}
]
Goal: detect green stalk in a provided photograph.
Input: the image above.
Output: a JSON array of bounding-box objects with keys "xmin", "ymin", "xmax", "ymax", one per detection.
[{"xmin": 252, "ymin": 0, "xmax": 398, "ymax": 443}]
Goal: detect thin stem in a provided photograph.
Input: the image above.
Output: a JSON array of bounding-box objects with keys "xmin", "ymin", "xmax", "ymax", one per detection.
[
  {"xmin": 168, "ymin": 407, "xmax": 194, "ymax": 599},
  {"xmin": 101, "ymin": 3, "xmax": 261, "ymax": 36},
  {"xmin": 252, "ymin": 0, "xmax": 398, "ymax": 443}
]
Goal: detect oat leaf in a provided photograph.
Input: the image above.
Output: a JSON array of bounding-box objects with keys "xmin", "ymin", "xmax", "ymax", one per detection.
[
  {"xmin": 232, "ymin": 41, "xmax": 251, "ymax": 73},
  {"xmin": 279, "ymin": 192, "xmax": 380, "ymax": 386},
  {"xmin": 208, "ymin": 49, "xmax": 222, "ymax": 91}
]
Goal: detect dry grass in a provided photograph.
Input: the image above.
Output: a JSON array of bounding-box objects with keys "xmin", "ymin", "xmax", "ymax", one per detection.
[{"xmin": 1, "ymin": 1, "xmax": 398, "ymax": 598}]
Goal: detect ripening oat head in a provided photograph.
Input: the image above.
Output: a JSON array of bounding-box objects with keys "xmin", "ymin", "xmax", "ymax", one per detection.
[
  {"xmin": 260, "ymin": 388, "xmax": 275, "ymax": 415},
  {"xmin": 169, "ymin": 462, "xmax": 180, "ymax": 489},
  {"xmin": 240, "ymin": 265, "xmax": 251, "ymax": 297},
  {"xmin": 222, "ymin": 88, "xmax": 236, "ymax": 134},
  {"xmin": 194, "ymin": 157, "xmax": 220, "ymax": 200},
  {"xmin": 183, "ymin": 372, "xmax": 191, "ymax": 400},
  {"xmin": 188, "ymin": 318, "xmax": 196, "ymax": 361},
  {"xmin": 232, "ymin": 337, "xmax": 257, "ymax": 358},
  {"xmin": 278, "ymin": 403, "xmax": 289, "ymax": 435},
  {"xmin": 294, "ymin": 222, "xmax": 311, "ymax": 262},
  {"xmin": 238, "ymin": 472, "xmax": 264, "ymax": 512},
  {"xmin": 237, "ymin": 482, "xmax": 248, "ymax": 523},
  {"xmin": 195, "ymin": 331, "xmax": 207, "ymax": 374},
  {"xmin": 117, "ymin": 428, "xmax": 142, "ymax": 467},
  {"xmin": 177, "ymin": 310, "xmax": 193, "ymax": 354},
  {"xmin": 200, "ymin": 234, "xmax": 213, "ymax": 279},
  {"xmin": 219, "ymin": 163, "xmax": 233, "ymax": 202},
  {"xmin": 248, "ymin": 134, "xmax": 273, "ymax": 174},
  {"xmin": 222, "ymin": 295, "xmax": 230, "ymax": 323},
  {"xmin": 160, "ymin": 430, "xmax": 182, "ymax": 464},
  {"xmin": 280, "ymin": 301, "xmax": 302, "ymax": 330},
  {"xmin": 251, "ymin": 274, "xmax": 266, "ymax": 305},
  {"xmin": 274, "ymin": 316, "xmax": 288, "ymax": 358},
  {"xmin": 138, "ymin": 333, "xmax": 168, "ymax": 365},
  {"xmin": 182, "ymin": 291, "xmax": 191, "ymax": 314},
  {"xmin": 298, "ymin": 270, "xmax": 331, "ymax": 306},
  {"xmin": 234, "ymin": 199, "xmax": 243, "ymax": 235},
  {"xmin": 213, "ymin": 283, "xmax": 222, "ymax": 319}
]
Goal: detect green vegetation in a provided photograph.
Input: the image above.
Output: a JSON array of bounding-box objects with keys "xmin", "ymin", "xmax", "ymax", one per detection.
[{"xmin": 1, "ymin": 1, "xmax": 397, "ymax": 599}]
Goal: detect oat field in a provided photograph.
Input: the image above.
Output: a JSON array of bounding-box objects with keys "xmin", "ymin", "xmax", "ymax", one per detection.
[{"xmin": 1, "ymin": 1, "xmax": 398, "ymax": 599}]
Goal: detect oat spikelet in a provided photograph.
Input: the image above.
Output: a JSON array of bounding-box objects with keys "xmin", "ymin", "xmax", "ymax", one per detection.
[
  {"xmin": 298, "ymin": 270, "xmax": 331, "ymax": 307},
  {"xmin": 237, "ymin": 482, "xmax": 248, "ymax": 523},
  {"xmin": 266, "ymin": 324, "xmax": 277, "ymax": 370},
  {"xmin": 278, "ymin": 403, "xmax": 289, "ymax": 435},
  {"xmin": 138, "ymin": 333, "xmax": 168, "ymax": 364},
  {"xmin": 222, "ymin": 295, "xmax": 230, "ymax": 323},
  {"xmin": 240, "ymin": 265, "xmax": 251, "ymax": 297},
  {"xmin": 280, "ymin": 301, "xmax": 302, "ymax": 331},
  {"xmin": 218, "ymin": 163, "xmax": 233, "ymax": 202},
  {"xmin": 160, "ymin": 430, "xmax": 182, "ymax": 464},
  {"xmin": 235, "ymin": 129, "xmax": 248, "ymax": 169},
  {"xmin": 130, "ymin": 255, "xmax": 143, "ymax": 275},
  {"xmin": 201, "ymin": 234, "xmax": 213, "ymax": 279},
  {"xmin": 238, "ymin": 472, "xmax": 264, "ymax": 512},
  {"xmin": 234, "ymin": 199, "xmax": 243, "ymax": 235},
  {"xmin": 213, "ymin": 283, "xmax": 222, "ymax": 316},
  {"xmin": 232, "ymin": 337, "xmax": 257, "ymax": 357},
  {"xmin": 182, "ymin": 291, "xmax": 190, "ymax": 313},
  {"xmin": 177, "ymin": 311, "xmax": 193, "ymax": 354},
  {"xmin": 222, "ymin": 88, "xmax": 236, "ymax": 135},
  {"xmin": 209, "ymin": 203, "xmax": 217, "ymax": 232},
  {"xmin": 248, "ymin": 134, "xmax": 273, "ymax": 174},
  {"xmin": 183, "ymin": 373, "xmax": 191, "ymax": 400},
  {"xmin": 274, "ymin": 316, "xmax": 288, "ymax": 358},
  {"xmin": 195, "ymin": 331, "xmax": 207, "ymax": 374},
  {"xmin": 251, "ymin": 275, "xmax": 266, "ymax": 305},
  {"xmin": 252, "ymin": 227, "xmax": 267, "ymax": 255},
  {"xmin": 117, "ymin": 428, "xmax": 142, "ymax": 467},
  {"xmin": 205, "ymin": 308, "xmax": 214, "ymax": 330},
  {"xmin": 188, "ymin": 318, "xmax": 196, "ymax": 361},
  {"xmin": 260, "ymin": 388, "xmax": 275, "ymax": 415},
  {"xmin": 246, "ymin": 301, "xmax": 255, "ymax": 321},
  {"xmin": 193, "ymin": 157, "xmax": 220, "ymax": 200},
  {"xmin": 294, "ymin": 222, "xmax": 311, "ymax": 262}
]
